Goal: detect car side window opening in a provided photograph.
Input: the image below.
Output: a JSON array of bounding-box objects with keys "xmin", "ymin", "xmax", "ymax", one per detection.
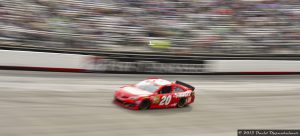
[
  {"xmin": 159, "ymin": 86, "xmax": 172, "ymax": 94},
  {"xmin": 174, "ymin": 86, "xmax": 184, "ymax": 93}
]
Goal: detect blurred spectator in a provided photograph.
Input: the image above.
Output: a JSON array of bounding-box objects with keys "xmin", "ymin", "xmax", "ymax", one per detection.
[{"xmin": 0, "ymin": 0, "xmax": 300, "ymax": 54}]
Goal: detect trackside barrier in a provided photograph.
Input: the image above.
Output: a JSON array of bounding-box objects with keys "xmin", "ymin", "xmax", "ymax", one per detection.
[
  {"xmin": 1, "ymin": 49, "xmax": 300, "ymax": 74},
  {"xmin": 206, "ymin": 60, "xmax": 300, "ymax": 74},
  {"xmin": 85, "ymin": 58, "xmax": 205, "ymax": 73},
  {"xmin": 0, "ymin": 49, "xmax": 90, "ymax": 72}
]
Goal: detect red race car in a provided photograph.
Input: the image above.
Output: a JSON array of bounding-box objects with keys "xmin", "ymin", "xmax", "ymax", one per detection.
[{"xmin": 114, "ymin": 78, "xmax": 195, "ymax": 110}]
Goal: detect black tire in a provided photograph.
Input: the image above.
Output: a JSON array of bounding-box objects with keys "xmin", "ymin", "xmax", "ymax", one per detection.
[
  {"xmin": 177, "ymin": 98, "xmax": 186, "ymax": 108},
  {"xmin": 139, "ymin": 99, "xmax": 150, "ymax": 110}
]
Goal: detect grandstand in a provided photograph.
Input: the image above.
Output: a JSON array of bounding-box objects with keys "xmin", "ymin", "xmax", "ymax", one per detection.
[{"xmin": 1, "ymin": 0, "xmax": 300, "ymax": 54}]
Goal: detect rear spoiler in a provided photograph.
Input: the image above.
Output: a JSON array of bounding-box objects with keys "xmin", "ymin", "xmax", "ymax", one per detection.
[{"xmin": 175, "ymin": 81, "xmax": 195, "ymax": 91}]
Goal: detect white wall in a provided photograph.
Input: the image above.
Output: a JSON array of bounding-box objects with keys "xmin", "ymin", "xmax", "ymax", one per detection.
[
  {"xmin": 0, "ymin": 50, "xmax": 90, "ymax": 69},
  {"xmin": 2, "ymin": 49, "xmax": 300, "ymax": 73},
  {"xmin": 207, "ymin": 60, "xmax": 300, "ymax": 72}
]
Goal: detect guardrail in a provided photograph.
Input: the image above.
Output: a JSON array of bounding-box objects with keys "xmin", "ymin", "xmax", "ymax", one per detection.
[{"xmin": 1, "ymin": 46, "xmax": 300, "ymax": 74}]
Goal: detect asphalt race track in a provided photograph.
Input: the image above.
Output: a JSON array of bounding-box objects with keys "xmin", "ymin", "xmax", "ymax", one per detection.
[{"xmin": 0, "ymin": 70, "xmax": 300, "ymax": 136}]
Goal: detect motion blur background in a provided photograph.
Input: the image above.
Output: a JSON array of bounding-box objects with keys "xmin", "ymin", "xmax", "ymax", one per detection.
[
  {"xmin": 1, "ymin": 0, "xmax": 300, "ymax": 54},
  {"xmin": 1, "ymin": 1, "xmax": 300, "ymax": 136}
]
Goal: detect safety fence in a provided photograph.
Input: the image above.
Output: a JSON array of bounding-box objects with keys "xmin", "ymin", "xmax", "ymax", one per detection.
[{"xmin": 1, "ymin": 49, "xmax": 300, "ymax": 74}]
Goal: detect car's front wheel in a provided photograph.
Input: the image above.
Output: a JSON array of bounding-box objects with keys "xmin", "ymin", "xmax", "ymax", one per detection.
[{"xmin": 139, "ymin": 99, "xmax": 150, "ymax": 110}]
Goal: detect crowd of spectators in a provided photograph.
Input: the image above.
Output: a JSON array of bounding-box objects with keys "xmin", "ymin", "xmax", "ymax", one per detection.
[{"xmin": 1, "ymin": 0, "xmax": 300, "ymax": 54}]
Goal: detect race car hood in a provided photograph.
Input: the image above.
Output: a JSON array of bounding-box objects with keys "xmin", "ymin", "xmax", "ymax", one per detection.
[{"xmin": 121, "ymin": 86, "xmax": 152, "ymax": 97}]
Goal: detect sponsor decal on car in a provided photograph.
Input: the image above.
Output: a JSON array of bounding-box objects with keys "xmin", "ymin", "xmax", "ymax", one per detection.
[
  {"xmin": 175, "ymin": 92, "xmax": 191, "ymax": 98},
  {"xmin": 152, "ymin": 96, "xmax": 160, "ymax": 104}
]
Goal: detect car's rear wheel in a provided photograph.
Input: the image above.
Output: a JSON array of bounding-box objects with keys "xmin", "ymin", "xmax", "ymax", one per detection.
[
  {"xmin": 139, "ymin": 99, "xmax": 150, "ymax": 110},
  {"xmin": 177, "ymin": 98, "xmax": 186, "ymax": 108}
]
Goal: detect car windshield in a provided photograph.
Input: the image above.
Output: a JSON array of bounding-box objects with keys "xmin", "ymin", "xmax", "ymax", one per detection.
[{"xmin": 135, "ymin": 80, "xmax": 160, "ymax": 93}]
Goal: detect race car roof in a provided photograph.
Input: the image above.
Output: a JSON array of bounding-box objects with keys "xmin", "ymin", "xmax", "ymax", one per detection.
[{"xmin": 147, "ymin": 79, "xmax": 172, "ymax": 86}]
